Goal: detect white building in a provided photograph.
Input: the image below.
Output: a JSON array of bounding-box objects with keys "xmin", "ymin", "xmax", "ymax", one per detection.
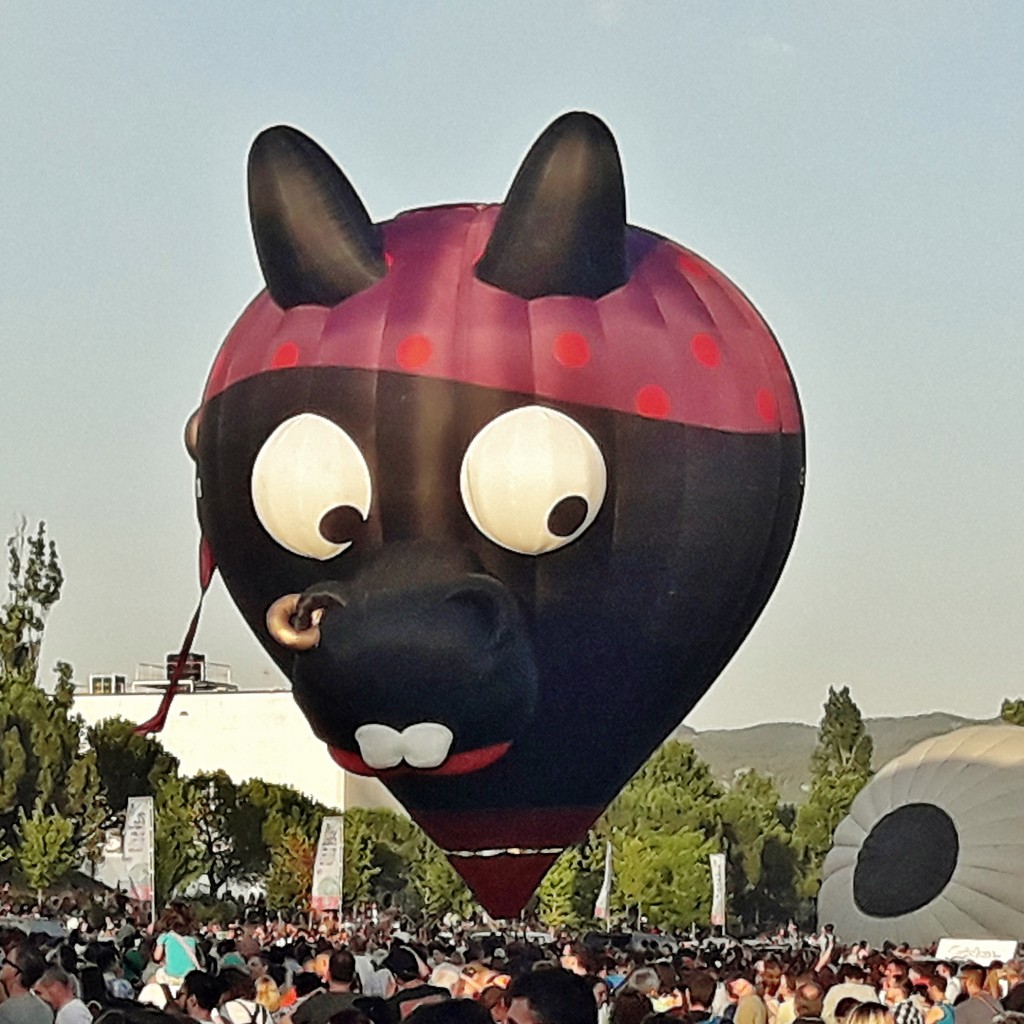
[{"xmin": 73, "ymin": 688, "xmax": 403, "ymax": 815}]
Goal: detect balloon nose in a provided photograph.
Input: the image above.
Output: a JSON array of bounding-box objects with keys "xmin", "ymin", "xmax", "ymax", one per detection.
[{"xmin": 443, "ymin": 574, "xmax": 522, "ymax": 651}]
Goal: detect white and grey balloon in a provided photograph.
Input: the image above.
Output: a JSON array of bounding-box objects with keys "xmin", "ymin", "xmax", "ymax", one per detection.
[{"xmin": 818, "ymin": 724, "xmax": 1024, "ymax": 946}]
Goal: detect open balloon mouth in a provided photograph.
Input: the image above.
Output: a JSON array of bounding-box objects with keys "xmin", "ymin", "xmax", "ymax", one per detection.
[{"xmin": 328, "ymin": 740, "xmax": 511, "ymax": 777}]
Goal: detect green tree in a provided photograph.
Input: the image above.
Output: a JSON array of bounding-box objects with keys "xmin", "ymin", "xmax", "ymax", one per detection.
[
  {"xmin": 719, "ymin": 770, "xmax": 799, "ymax": 927},
  {"xmin": 536, "ymin": 839, "xmax": 604, "ymax": 929},
  {"xmin": 17, "ymin": 801, "xmax": 77, "ymax": 899},
  {"xmin": 1000, "ymin": 698, "xmax": 1024, "ymax": 726},
  {"xmin": 341, "ymin": 808, "xmax": 397, "ymax": 906},
  {"xmin": 266, "ymin": 828, "xmax": 317, "ymax": 911},
  {"xmin": 0, "ymin": 523, "xmax": 105, "ymax": 880},
  {"xmin": 794, "ymin": 686, "xmax": 873, "ymax": 896},
  {"xmin": 613, "ymin": 828, "xmax": 716, "ymax": 930},
  {"xmin": 402, "ymin": 828, "xmax": 474, "ymax": 922},
  {"xmin": 153, "ymin": 772, "xmax": 203, "ymax": 902},
  {"xmin": 594, "ymin": 741, "xmax": 723, "ymax": 931},
  {"xmin": 185, "ymin": 771, "xmax": 243, "ymax": 897},
  {"xmin": 87, "ymin": 716, "xmax": 180, "ymax": 830},
  {"xmin": 537, "ymin": 846, "xmax": 582, "ymax": 928},
  {"xmin": 230, "ymin": 779, "xmax": 330, "ymax": 880},
  {"xmin": 599, "ymin": 741, "xmax": 723, "ymax": 836},
  {"xmin": 0, "ymin": 522, "xmax": 62, "ymax": 688}
]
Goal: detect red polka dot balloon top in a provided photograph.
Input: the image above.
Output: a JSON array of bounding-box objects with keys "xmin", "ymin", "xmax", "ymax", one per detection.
[{"xmin": 204, "ymin": 134, "xmax": 800, "ymax": 437}]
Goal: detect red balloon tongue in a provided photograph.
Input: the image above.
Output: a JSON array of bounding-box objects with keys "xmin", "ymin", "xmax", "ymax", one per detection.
[{"xmin": 453, "ymin": 852, "xmax": 561, "ymax": 919}]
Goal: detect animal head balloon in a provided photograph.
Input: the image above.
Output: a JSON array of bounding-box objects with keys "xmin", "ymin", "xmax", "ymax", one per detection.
[{"xmin": 185, "ymin": 112, "xmax": 804, "ymax": 915}]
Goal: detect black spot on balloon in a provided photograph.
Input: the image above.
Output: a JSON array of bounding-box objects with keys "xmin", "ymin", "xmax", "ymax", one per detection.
[
  {"xmin": 319, "ymin": 505, "xmax": 366, "ymax": 545},
  {"xmin": 548, "ymin": 496, "xmax": 588, "ymax": 537},
  {"xmin": 853, "ymin": 802, "xmax": 959, "ymax": 917}
]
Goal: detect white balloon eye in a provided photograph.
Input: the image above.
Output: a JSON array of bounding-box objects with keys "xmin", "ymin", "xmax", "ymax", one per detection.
[
  {"xmin": 460, "ymin": 406, "xmax": 606, "ymax": 555},
  {"xmin": 251, "ymin": 413, "xmax": 371, "ymax": 560}
]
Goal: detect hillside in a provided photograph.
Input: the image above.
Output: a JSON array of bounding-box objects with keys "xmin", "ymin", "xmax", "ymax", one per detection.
[{"xmin": 672, "ymin": 712, "xmax": 989, "ymax": 802}]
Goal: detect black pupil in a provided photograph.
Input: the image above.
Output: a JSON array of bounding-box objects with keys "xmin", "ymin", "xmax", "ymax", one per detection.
[
  {"xmin": 853, "ymin": 802, "xmax": 959, "ymax": 917},
  {"xmin": 319, "ymin": 505, "xmax": 364, "ymax": 545},
  {"xmin": 548, "ymin": 496, "xmax": 588, "ymax": 537}
]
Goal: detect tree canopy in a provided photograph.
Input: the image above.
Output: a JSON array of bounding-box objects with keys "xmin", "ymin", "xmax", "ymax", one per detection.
[
  {"xmin": 793, "ymin": 685, "xmax": 873, "ymax": 895},
  {"xmin": 0, "ymin": 522, "xmax": 103, "ymax": 880}
]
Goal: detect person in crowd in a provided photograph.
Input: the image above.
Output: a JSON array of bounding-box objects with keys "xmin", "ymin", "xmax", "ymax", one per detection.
[
  {"xmin": 792, "ymin": 981, "xmax": 825, "ymax": 1024},
  {"xmin": 923, "ymin": 976, "xmax": 954, "ymax": 1024},
  {"xmin": 349, "ymin": 939, "xmax": 388, "ymax": 1000},
  {"xmin": 933, "ymin": 970, "xmax": 959, "ymax": 1008},
  {"xmin": 609, "ymin": 988, "xmax": 651, "ymax": 1024},
  {"xmin": 559, "ymin": 950, "xmax": 597, "ymax": 981},
  {"xmin": 0, "ymin": 943, "xmax": 53, "ymax": 1024},
  {"xmin": 254, "ymin": 977, "xmax": 280, "ymax": 1016},
  {"xmin": 680, "ymin": 971, "xmax": 716, "ymax": 1024},
  {"xmin": 282, "ymin": 974, "xmax": 327, "ymax": 1018},
  {"xmin": 178, "ymin": 972, "xmax": 221, "ymax": 1024},
  {"xmin": 292, "ymin": 950, "xmax": 360, "ymax": 1024},
  {"xmin": 587, "ymin": 978, "xmax": 610, "ymax": 1024},
  {"xmin": 982, "ymin": 968, "xmax": 1003, "ymax": 1003},
  {"xmin": 725, "ymin": 972, "xmax": 768, "ymax": 1024},
  {"xmin": 953, "ymin": 968, "xmax": 1002, "ymax": 1024},
  {"xmin": 833, "ymin": 998, "xmax": 862, "ymax": 1024},
  {"xmin": 884, "ymin": 980, "xmax": 922, "ymax": 1024},
  {"xmin": 33, "ymin": 968, "xmax": 89, "ymax": 1024},
  {"xmin": 383, "ymin": 949, "xmax": 449, "ymax": 1022},
  {"xmin": 824, "ymin": 968, "xmax": 878, "ymax": 1024},
  {"xmin": 846, "ymin": 1006, "xmax": 894, "ymax": 1024},
  {"xmin": 759, "ymin": 963, "xmax": 783, "ymax": 1024},
  {"xmin": 478, "ymin": 987, "xmax": 511, "ymax": 1024},
  {"xmin": 323, "ymin": 1011, "xmax": 373, "ymax": 1024},
  {"xmin": 773, "ymin": 972, "xmax": 804, "ymax": 1024},
  {"xmin": 507, "ymin": 970, "xmax": 597, "ymax": 1024},
  {"xmin": 406, "ymin": 1002, "xmax": 492, "ymax": 1024},
  {"xmin": 620, "ymin": 969, "xmax": 660, "ymax": 1003},
  {"xmin": 153, "ymin": 905, "xmax": 202, "ymax": 994},
  {"xmin": 216, "ymin": 968, "xmax": 272, "ymax": 1024}
]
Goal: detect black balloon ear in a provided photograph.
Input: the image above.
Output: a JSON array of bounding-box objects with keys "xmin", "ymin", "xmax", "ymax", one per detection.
[
  {"xmin": 476, "ymin": 112, "xmax": 628, "ymax": 300},
  {"xmin": 248, "ymin": 126, "xmax": 387, "ymax": 309}
]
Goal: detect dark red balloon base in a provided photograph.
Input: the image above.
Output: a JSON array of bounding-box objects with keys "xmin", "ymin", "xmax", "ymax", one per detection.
[{"xmin": 413, "ymin": 805, "xmax": 603, "ymax": 918}]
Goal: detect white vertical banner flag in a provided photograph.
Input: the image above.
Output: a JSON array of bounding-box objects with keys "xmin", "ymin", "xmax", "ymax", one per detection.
[
  {"xmin": 710, "ymin": 852, "xmax": 727, "ymax": 927},
  {"xmin": 311, "ymin": 815, "xmax": 345, "ymax": 911},
  {"xmin": 123, "ymin": 796, "xmax": 155, "ymax": 904},
  {"xmin": 594, "ymin": 841, "xmax": 613, "ymax": 920}
]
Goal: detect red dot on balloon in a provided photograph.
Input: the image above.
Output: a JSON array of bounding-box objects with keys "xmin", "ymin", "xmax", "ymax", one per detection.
[
  {"xmin": 677, "ymin": 253, "xmax": 709, "ymax": 279},
  {"xmin": 397, "ymin": 334, "xmax": 433, "ymax": 369},
  {"xmin": 553, "ymin": 331, "xmax": 591, "ymax": 368},
  {"xmin": 635, "ymin": 385, "xmax": 671, "ymax": 419},
  {"xmin": 756, "ymin": 388, "xmax": 778, "ymax": 423},
  {"xmin": 271, "ymin": 341, "xmax": 299, "ymax": 368},
  {"xmin": 691, "ymin": 333, "xmax": 720, "ymax": 368},
  {"xmin": 384, "ymin": 252, "xmax": 395, "ymax": 269}
]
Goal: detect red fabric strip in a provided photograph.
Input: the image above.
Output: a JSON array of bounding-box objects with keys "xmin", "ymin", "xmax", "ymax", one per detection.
[{"xmin": 133, "ymin": 561, "xmax": 216, "ymax": 735}]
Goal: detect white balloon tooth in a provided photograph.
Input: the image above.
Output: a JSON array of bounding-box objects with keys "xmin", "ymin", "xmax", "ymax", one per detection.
[
  {"xmin": 354, "ymin": 723, "xmax": 404, "ymax": 769},
  {"xmin": 402, "ymin": 723, "xmax": 454, "ymax": 769}
]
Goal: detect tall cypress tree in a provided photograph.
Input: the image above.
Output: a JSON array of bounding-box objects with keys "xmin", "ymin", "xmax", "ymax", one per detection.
[
  {"xmin": 0, "ymin": 523, "xmax": 104, "ymax": 882},
  {"xmin": 794, "ymin": 685, "xmax": 873, "ymax": 895}
]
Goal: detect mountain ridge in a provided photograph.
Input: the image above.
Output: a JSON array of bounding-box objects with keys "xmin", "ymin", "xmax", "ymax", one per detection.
[{"xmin": 673, "ymin": 712, "xmax": 994, "ymax": 802}]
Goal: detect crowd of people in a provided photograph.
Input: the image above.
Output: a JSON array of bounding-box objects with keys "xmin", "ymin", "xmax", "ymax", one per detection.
[{"xmin": 0, "ymin": 902, "xmax": 1021, "ymax": 1024}]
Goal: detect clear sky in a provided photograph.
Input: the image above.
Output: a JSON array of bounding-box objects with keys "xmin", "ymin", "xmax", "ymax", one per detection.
[{"xmin": 2, "ymin": 3, "xmax": 1023, "ymax": 732}]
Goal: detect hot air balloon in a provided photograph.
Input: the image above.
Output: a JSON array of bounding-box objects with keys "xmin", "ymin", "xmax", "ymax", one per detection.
[
  {"xmin": 175, "ymin": 112, "xmax": 803, "ymax": 916},
  {"xmin": 819, "ymin": 724, "xmax": 1024, "ymax": 946}
]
